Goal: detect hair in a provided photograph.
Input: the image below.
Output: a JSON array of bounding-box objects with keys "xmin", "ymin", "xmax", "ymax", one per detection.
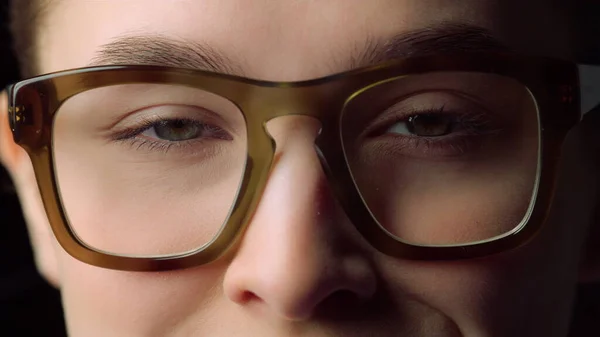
[{"xmin": 9, "ymin": 0, "xmax": 48, "ymax": 79}]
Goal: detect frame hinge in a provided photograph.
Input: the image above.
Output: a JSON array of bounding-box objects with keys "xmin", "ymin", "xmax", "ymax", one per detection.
[{"xmin": 8, "ymin": 105, "xmax": 27, "ymax": 132}]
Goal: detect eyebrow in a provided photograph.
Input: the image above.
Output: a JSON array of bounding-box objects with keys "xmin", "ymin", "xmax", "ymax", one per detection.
[
  {"xmin": 89, "ymin": 34, "xmax": 243, "ymax": 74},
  {"xmin": 350, "ymin": 23, "xmax": 511, "ymax": 69},
  {"xmin": 89, "ymin": 23, "xmax": 511, "ymax": 77}
]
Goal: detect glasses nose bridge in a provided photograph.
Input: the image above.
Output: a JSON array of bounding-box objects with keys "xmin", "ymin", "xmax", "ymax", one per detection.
[
  {"xmin": 242, "ymin": 83, "xmax": 348, "ymax": 181},
  {"xmin": 248, "ymin": 84, "xmax": 342, "ymax": 123},
  {"xmin": 252, "ymin": 84, "xmax": 342, "ymax": 175}
]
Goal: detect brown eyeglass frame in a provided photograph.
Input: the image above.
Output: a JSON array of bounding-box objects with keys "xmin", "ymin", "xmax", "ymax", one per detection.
[{"xmin": 6, "ymin": 52, "xmax": 583, "ymax": 271}]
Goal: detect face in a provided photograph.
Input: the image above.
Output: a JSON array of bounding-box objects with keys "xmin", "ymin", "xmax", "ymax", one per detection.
[{"xmin": 2, "ymin": 0, "xmax": 599, "ymax": 336}]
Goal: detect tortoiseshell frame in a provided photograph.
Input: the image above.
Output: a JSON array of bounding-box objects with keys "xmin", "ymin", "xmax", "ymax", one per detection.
[{"xmin": 6, "ymin": 53, "xmax": 580, "ymax": 271}]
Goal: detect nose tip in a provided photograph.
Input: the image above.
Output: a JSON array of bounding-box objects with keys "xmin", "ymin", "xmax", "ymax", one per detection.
[
  {"xmin": 224, "ymin": 245, "xmax": 377, "ymax": 321},
  {"xmin": 274, "ymin": 266, "xmax": 377, "ymax": 322}
]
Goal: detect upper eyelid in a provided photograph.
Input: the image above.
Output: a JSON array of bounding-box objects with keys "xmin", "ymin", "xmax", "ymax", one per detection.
[
  {"xmin": 108, "ymin": 104, "xmax": 229, "ymax": 129},
  {"xmin": 364, "ymin": 99, "xmax": 495, "ymax": 137},
  {"xmin": 112, "ymin": 117, "xmax": 204, "ymax": 139},
  {"xmin": 376, "ymin": 92, "xmax": 483, "ymax": 120}
]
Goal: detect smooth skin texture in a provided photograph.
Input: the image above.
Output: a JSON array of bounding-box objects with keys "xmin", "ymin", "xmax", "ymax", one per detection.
[{"xmin": 2, "ymin": 1, "xmax": 600, "ymax": 336}]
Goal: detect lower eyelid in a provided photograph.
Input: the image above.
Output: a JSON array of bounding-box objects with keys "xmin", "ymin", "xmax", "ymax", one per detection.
[
  {"xmin": 119, "ymin": 136, "xmax": 212, "ymax": 156},
  {"xmin": 366, "ymin": 132, "xmax": 478, "ymax": 160}
]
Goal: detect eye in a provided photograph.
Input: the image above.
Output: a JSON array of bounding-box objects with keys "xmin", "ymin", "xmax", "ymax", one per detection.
[
  {"xmin": 386, "ymin": 113, "xmax": 456, "ymax": 137},
  {"xmin": 140, "ymin": 119, "xmax": 231, "ymax": 142},
  {"xmin": 147, "ymin": 119, "xmax": 203, "ymax": 141}
]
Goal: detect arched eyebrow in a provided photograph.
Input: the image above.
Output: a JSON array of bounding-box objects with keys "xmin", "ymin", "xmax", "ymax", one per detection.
[{"xmin": 89, "ymin": 22, "xmax": 511, "ymax": 77}]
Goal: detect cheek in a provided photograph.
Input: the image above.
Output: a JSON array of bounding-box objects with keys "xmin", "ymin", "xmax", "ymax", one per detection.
[
  {"xmin": 352, "ymin": 149, "xmax": 537, "ymax": 245},
  {"xmin": 58, "ymin": 249, "xmax": 226, "ymax": 336},
  {"xmin": 377, "ymin": 233, "xmax": 580, "ymax": 337},
  {"xmin": 377, "ymin": 259, "xmax": 500, "ymax": 335}
]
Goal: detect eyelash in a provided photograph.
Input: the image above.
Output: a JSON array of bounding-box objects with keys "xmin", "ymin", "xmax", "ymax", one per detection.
[
  {"xmin": 368, "ymin": 107, "xmax": 501, "ymax": 156},
  {"xmin": 111, "ymin": 117, "xmax": 217, "ymax": 154},
  {"xmin": 374, "ymin": 106, "xmax": 493, "ymax": 133}
]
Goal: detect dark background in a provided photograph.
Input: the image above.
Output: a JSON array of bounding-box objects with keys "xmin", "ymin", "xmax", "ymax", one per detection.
[{"xmin": 0, "ymin": 1, "xmax": 599, "ymax": 337}]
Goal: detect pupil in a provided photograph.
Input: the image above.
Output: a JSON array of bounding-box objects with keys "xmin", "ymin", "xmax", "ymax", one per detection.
[
  {"xmin": 155, "ymin": 120, "xmax": 199, "ymax": 141},
  {"xmin": 407, "ymin": 114, "xmax": 453, "ymax": 137}
]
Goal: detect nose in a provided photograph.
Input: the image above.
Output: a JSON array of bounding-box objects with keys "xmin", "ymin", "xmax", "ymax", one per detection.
[{"xmin": 222, "ymin": 116, "xmax": 377, "ymax": 321}]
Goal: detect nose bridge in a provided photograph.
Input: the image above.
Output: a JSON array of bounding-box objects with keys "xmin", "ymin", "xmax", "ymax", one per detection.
[
  {"xmin": 222, "ymin": 108, "xmax": 378, "ymax": 319},
  {"xmin": 254, "ymin": 82, "xmax": 347, "ymax": 198},
  {"xmin": 264, "ymin": 114, "xmax": 322, "ymax": 148}
]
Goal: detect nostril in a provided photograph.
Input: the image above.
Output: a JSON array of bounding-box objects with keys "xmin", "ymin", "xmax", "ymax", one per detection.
[
  {"xmin": 314, "ymin": 289, "xmax": 365, "ymax": 319},
  {"xmin": 237, "ymin": 290, "xmax": 261, "ymax": 305}
]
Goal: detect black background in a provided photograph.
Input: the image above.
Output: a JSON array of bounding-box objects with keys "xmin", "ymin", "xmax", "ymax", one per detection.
[{"xmin": 0, "ymin": 1, "xmax": 599, "ymax": 337}]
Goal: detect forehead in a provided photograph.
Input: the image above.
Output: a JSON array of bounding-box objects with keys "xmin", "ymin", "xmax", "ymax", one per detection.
[{"xmin": 38, "ymin": 0, "xmax": 571, "ymax": 80}]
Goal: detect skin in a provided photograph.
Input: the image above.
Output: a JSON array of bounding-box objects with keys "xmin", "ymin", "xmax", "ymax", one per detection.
[{"xmin": 1, "ymin": 0, "xmax": 600, "ymax": 336}]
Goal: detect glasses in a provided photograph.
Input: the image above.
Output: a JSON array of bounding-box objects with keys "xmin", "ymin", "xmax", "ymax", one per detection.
[{"xmin": 6, "ymin": 52, "xmax": 599, "ymax": 271}]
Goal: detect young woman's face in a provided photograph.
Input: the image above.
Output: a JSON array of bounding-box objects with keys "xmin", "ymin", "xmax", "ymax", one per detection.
[{"xmin": 7, "ymin": 0, "xmax": 598, "ymax": 336}]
